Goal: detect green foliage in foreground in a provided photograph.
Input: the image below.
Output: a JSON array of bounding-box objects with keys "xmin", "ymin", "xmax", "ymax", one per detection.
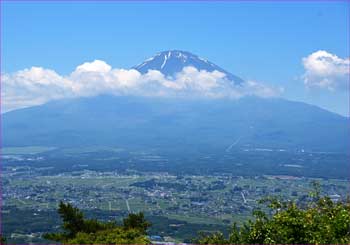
[
  {"xmin": 43, "ymin": 201, "xmax": 150, "ymax": 244},
  {"xmin": 195, "ymin": 183, "xmax": 350, "ymax": 244},
  {"xmin": 63, "ymin": 228, "xmax": 149, "ymax": 244}
]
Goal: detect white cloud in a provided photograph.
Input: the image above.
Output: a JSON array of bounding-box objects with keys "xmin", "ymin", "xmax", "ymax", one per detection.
[
  {"xmin": 241, "ymin": 80, "xmax": 284, "ymax": 98},
  {"xmin": 75, "ymin": 60, "xmax": 112, "ymax": 73},
  {"xmin": 1, "ymin": 60, "xmax": 283, "ymax": 112},
  {"xmin": 302, "ymin": 50, "xmax": 350, "ymax": 91},
  {"xmin": 1, "ymin": 67, "xmax": 75, "ymax": 112}
]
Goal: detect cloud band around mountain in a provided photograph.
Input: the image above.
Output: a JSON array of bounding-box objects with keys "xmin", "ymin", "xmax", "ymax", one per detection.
[{"xmin": 1, "ymin": 60, "xmax": 283, "ymax": 112}]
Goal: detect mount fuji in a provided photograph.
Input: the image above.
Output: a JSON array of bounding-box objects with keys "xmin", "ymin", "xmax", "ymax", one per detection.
[{"xmin": 2, "ymin": 51, "xmax": 350, "ymax": 153}]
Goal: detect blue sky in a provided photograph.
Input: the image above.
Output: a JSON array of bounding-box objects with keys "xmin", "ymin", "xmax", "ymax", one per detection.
[{"xmin": 2, "ymin": 1, "xmax": 349, "ymax": 115}]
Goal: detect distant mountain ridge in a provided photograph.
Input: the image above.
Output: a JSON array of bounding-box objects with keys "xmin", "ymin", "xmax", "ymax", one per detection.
[{"xmin": 133, "ymin": 50, "xmax": 244, "ymax": 84}]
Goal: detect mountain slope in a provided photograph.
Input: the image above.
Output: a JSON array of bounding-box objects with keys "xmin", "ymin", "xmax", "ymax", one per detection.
[
  {"xmin": 133, "ymin": 50, "xmax": 244, "ymax": 84},
  {"xmin": 3, "ymin": 95, "xmax": 349, "ymax": 153}
]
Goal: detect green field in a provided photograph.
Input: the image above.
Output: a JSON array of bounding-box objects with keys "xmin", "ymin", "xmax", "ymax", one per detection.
[{"xmin": 2, "ymin": 146, "xmax": 56, "ymax": 155}]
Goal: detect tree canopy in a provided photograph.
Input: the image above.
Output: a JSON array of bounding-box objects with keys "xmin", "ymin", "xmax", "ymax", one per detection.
[
  {"xmin": 195, "ymin": 184, "xmax": 350, "ymax": 244},
  {"xmin": 43, "ymin": 201, "xmax": 150, "ymax": 244}
]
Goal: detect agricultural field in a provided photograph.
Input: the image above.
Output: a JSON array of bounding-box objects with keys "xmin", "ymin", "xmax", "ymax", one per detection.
[
  {"xmin": 1, "ymin": 146, "xmax": 349, "ymax": 243},
  {"xmin": 3, "ymin": 169, "xmax": 349, "ymax": 243}
]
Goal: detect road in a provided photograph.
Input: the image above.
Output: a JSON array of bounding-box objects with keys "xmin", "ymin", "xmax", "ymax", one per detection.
[
  {"xmin": 225, "ymin": 137, "xmax": 242, "ymax": 152},
  {"xmin": 241, "ymin": 191, "xmax": 247, "ymax": 204},
  {"xmin": 125, "ymin": 198, "xmax": 131, "ymax": 213}
]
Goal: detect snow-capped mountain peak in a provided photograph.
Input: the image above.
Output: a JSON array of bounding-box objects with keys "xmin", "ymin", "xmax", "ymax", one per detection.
[{"xmin": 133, "ymin": 50, "xmax": 244, "ymax": 84}]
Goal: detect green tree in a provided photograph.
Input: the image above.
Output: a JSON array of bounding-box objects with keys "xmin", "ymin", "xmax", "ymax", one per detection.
[
  {"xmin": 195, "ymin": 183, "xmax": 350, "ymax": 244},
  {"xmin": 57, "ymin": 201, "xmax": 85, "ymax": 237},
  {"xmin": 66, "ymin": 228, "xmax": 150, "ymax": 244},
  {"xmin": 43, "ymin": 202, "xmax": 150, "ymax": 244},
  {"xmin": 122, "ymin": 212, "xmax": 151, "ymax": 234}
]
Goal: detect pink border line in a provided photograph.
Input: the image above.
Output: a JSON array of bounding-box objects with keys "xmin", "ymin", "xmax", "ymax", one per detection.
[
  {"xmin": 0, "ymin": 0, "xmax": 350, "ymax": 2},
  {"xmin": 1, "ymin": 0, "xmax": 3, "ymax": 241}
]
